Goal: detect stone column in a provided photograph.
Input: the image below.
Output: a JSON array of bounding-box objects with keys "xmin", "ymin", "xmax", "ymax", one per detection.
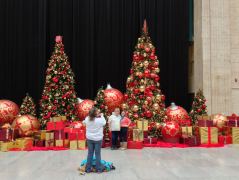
[{"xmin": 194, "ymin": 0, "xmax": 232, "ymax": 115}]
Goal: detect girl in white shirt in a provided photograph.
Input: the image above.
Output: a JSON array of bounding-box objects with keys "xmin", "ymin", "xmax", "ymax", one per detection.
[
  {"xmin": 83, "ymin": 107, "xmax": 106, "ymax": 173},
  {"xmin": 108, "ymin": 107, "xmax": 121, "ymax": 150}
]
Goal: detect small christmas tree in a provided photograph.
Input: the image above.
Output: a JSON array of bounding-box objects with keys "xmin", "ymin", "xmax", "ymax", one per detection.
[
  {"xmin": 39, "ymin": 36, "xmax": 78, "ymax": 129},
  {"xmin": 94, "ymin": 87, "xmax": 109, "ymax": 117},
  {"xmin": 94, "ymin": 87, "xmax": 110, "ymax": 143},
  {"xmin": 19, "ymin": 93, "xmax": 36, "ymax": 117},
  {"xmin": 189, "ymin": 89, "xmax": 208, "ymax": 125},
  {"xmin": 124, "ymin": 20, "xmax": 166, "ymax": 124}
]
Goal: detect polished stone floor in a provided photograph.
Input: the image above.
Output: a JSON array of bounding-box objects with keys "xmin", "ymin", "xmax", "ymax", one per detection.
[{"xmin": 1, "ymin": 146, "xmax": 239, "ymax": 180}]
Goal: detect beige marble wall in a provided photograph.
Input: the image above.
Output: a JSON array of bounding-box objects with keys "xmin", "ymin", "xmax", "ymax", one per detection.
[{"xmin": 194, "ymin": 0, "xmax": 239, "ymax": 115}]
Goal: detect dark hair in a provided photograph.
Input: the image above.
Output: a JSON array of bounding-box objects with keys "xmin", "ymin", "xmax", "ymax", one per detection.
[{"xmin": 89, "ymin": 107, "xmax": 98, "ymax": 121}]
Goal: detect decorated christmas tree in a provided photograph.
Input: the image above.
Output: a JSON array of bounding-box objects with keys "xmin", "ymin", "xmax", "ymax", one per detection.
[
  {"xmin": 94, "ymin": 87, "xmax": 109, "ymax": 117},
  {"xmin": 19, "ymin": 93, "xmax": 36, "ymax": 117},
  {"xmin": 39, "ymin": 36, "xmax": 78, "ymax": 129},
  {"xmin": 124, "ymin": 20, "xmax": 166, "ymax": 124},
  {"xmin": 189, "ymin": 89, "xmax": 208, "ymax": 125},
  {"xmin": 94, "ymin": 87, "xmax": 110, "ymax": 143}
]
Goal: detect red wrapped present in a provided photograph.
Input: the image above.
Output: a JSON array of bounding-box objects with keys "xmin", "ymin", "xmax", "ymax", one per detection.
[
  {"xmin": 228, "ymin": 119, "xmax": 239, "ymax": 127},
  {"xmin": 54, "ymin": 130, "xmax": 65, "ymax": 140},
  {"xmin": 34, "ymin": 139, "xmax": 45, "ymax": 147},
  {"xmin": 180, "ymin": 136, "xmax": 200, "ymax": 146},
  {"xmin": 47, "ymin": 121, "xmax": 65, "ymax": 131},
  {"xmin": 0, "ymin": 128, "xmax": 12, "ymax": 142},
  {"xmin": 68, "ymin": 130, "xmax": 86, "ymax": 141},
  {"xmin": 197, "ymin": 120, "xmax": 213, "ymax": 127},
  {"xmin": 218, "ymin": 135, "xmax": 232, "ymax": 144},
  {"xmin": 127, "ymin": 141, "xmax": 143, "ymax": 149},
  {"xmin": 143, "ymin": 137, "xmax": 157, "ymax": 144}
]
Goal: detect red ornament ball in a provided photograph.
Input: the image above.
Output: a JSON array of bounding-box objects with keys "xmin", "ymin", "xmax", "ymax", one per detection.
[
  {"xmin": 161, "ymin": 121, "xmax": 180, "ymax": 138},
  {"xmin": 12, "ymin": 115, "xmax": 40, "ymax": 137},
  {"xmin": 0, "ymin": 100, "xmax": 19, "ymax": 125},
  {"xmin": 104, "ymin": 84, "xmax": 124, "ymax": 113},
  {"xmin": 166, "ymin": 103, "xmax": 191, "ymax": 126},
  {"xmin": 76, "ymin": 99, "xmax": 94, "ymax": 121}
]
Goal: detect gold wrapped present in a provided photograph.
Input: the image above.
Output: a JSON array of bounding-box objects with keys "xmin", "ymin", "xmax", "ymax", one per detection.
[
  {"xmin": 70, "ymin": 140, "xmax": 78, "ymax": 150},
  {"xmin": 45, "ymin": 131, "xmax": 54, "ymax": 141},
  {"xmin": 78, "ymin": 140, "xmax": 86, "ymax": 149},
  {"xmin": 232, "ymin": 127, "xmax": 239, "ymax": 144},
  {"xmin": 45, "ymin": 140, "xmax": 54, "ymax": 147},
  {"xmin": 200, "ymin": 127, "xmax": 218, "ymax": 144},
  {"xmin": 64, "ymin": 139, "xmax": 70, "ymax": 148},
  {"xmin": 55, "ymin": 140, "xmax": 64, "ymax": 147},
  {"xmin": 51, "ymin": 116, "xmax": 67, "ymax": 122},
  {"xmin": 70, "ymin": 140, "xmax": 86, "ymax": 150},
  {"xmin": 181, "ymin": 126, "xmax": 193, "ymax": 138},
  {"xmin": 136, "ymin": 120, "xmax": 148, "ymax": 131},
  {"xmin": 0, "ymin": 141, "xmax": 9, "ymax": 152},
  {"xmin": 16, "ymin": 138, "xmax": 33, "ymax": 150},
  {"xmin": 133, "ymin": 129, "xmax": 144, "ymax": 141}
]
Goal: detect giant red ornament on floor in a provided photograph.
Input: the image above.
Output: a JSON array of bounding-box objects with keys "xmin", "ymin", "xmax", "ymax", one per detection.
[
  {"xmin": 76, "ymin": 98, "xmax": 94, "ymax": 121},
  {"xmin": 12, "ymin": 115, "xmax": 40, "ymax": 137},
  {"xmin": 104, "ymin": 84, "xmax": 123, "ymax": 113},
  {"xmin": 0, "ymin": 100, "xmax": 19, "ymax": 125},
  {"xmin": 161, "ymin": 121, "xmax": 180, "ymax": 138},
  {"xmin": 166, "ymin": 102, "xmax": 191, "ymax": 126}
]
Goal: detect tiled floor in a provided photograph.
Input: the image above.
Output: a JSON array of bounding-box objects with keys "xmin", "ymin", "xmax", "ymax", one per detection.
[{"xmin": 1, "ymin": 146, "xmax": 239, "ymax": 180}]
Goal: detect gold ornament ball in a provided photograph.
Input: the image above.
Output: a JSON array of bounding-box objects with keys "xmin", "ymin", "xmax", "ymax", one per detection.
[
  {"xmin": 135, "ymin": 72, "xmax": 140, "ymax": 76},
  {"xmin": 156, "ymin": 94, "xmax": 161, "ymax": 102},
  {"xmin": 12, "ymin": 115, "xmax": 40, "ymax": 137},
  {"xmin": 144, "ymin": 100, "xmax": 149, "ymax": 105},
  {"xmin": 153, "ymin": 103, "xmax": 160, "ymax": 110},
  {"xmin": 132, "ymin": 105, "xmax": 139, "ymax": 112},
  {"xmin": 139, "ymin": 86, "xmax": 145, "ymax": 92},
  {"xmin": 212, "ymin": 114, "xmax": 227, "ymax": 131},
  {"xmin": 155, "ymin": 68, "xmax": 160, "ymax": 73},
  {"xmin": 140, "ymin": 79, "xmax": 145, "ymax": 84},
  {"xmin": 127, "ymin": 77, "xmax": 132, "ymax": 82},
  {"xmin": 144, "ymin": 61, "xmax": 149, "ymax": 67},
  {"xmin": 121, "ymin": 103, "xmax": 128, "ymax": 110},
  {"xmin": 139, "ymin": 63, "xmax": 143, "ymax": 67}
]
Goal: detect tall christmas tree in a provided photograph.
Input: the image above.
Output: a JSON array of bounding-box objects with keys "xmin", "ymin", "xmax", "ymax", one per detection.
[
  {"xmin": 39, "ymin": 36, "xmax": 78, "ymax": 129},
  {"xmin": 189, "ymin": 89, "xmax": 208, "ymax": 125},
  {"xmin": 94, "ymin": 87, "xmax": 110, "ymax": 142},
  {"xmin": 19, "ymin": 93, "xmax": 36, "ymax": 117},
  {"xmin": 124, "ymin": 20, "xmax": 166, "ymax": 123}
]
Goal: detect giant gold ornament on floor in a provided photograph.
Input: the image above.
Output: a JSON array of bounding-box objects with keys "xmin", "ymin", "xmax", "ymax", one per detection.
[
  {"xmin": 104, "ymin": 84, "xmax": 123, "ymax": 113},
  {"xmin": 76, "ymin": 99, "xmax": 94, "ymax": 121},
  {"xmin": 212, "ymin": 114, "xmax": 227, "ymax": 132},
  {"xmin": 12, "ymin": 115, "xmax": 40, "ymax": 137},
  {"xmin": 166, "ymin": 102, "xmax": 191, "ymax": 126},
  {"xmin": 0, "ymin": 100, "xmax": 19, "ymax": 125}
]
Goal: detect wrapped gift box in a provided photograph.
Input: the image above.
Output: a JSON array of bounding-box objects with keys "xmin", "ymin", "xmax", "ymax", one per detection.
[
  {"xmin": 143, "ymin": 137, "xmax": 157, "ymax": 144},
  {"xmin": 55, "ymin": 140, "xmax": 64, "ymax": 147},
  {"xmin": 133, "ymin": 129, "xmax": 144, "ymax": 141},
  {"xmin": 0, "ymin": 141, "xmax": 10, "ymax": 152},
  {"xmin": 181, "ymin": 126, "xmax": 193, "ymax": 138},
  {"xmin": 45, "ymin": 131, "xmax": 54, "ymax": 147},
  {"xmin": 0, "ymin": 128, "xmax": 12, "ymax": 142},
  {"xmin": 136, "ymin": 120, "xmax": 148, "ymax": 131},
  {"xmin": 16, "ymin": 138, "xmax": 33, "ymax": 150},
  {"xmin": 69, "ymin": 140, "xmax": 86, "ymax": 150},
  {"xmin": 34, "ymin": 139, "xmax": 45, "ymax": 147},
  {"xmin": 232, "ymin": 127, "xmax": 239, "ymax": 144},
  {"xmin": 51, "ymin": 116, "xmax": 67, "ymax": 122},
  {"xmin": 180, "ymin": 136, "xmax": 200, "ymax": 146},
  {"xmin": 200, "ymin": 127, "xmax": 218, "ymax": 144},
  {"xmin": 228, "ymin": 120, "xmax": 239, "ymax": 127},
  {"xmin": 33, "ymin": 130, "xmax": 47, "ymax": 140},
  {"xmin": 218, "ymin": 135, "xmax": 232, "ymax": 144},
  {"xmin": 127, "ymin": 141, "xmax": 143, "ymax": 149},
  {"xmin": 197, "ymin": 120, "xmax": 213, "ymax": 127},
  {"xmin": 47, "ymin": 121, "xmax": 65, "ymax": 131},
  {"xmin": 54, "ymin": 130, "xmax": 65, "ymax": 140}
]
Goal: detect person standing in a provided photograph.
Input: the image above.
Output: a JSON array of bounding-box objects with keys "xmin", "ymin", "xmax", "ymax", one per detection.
[
  {"xmin": 120, "ymin": 111, "xmax": 131, "ymax": 150},
  {"xmin": 108, "ymin": 107, "xmax": 121, "ymax": 150},
  {"xmin": 83, "ymin": 107, "xmax": 106, "ymax": 173}
]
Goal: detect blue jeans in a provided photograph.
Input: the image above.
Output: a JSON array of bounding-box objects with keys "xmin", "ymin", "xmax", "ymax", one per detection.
[
  {"xmin": 111, "ymin": 131, "xmax": 120, "ymax": 148},
  {"xmin": 86, "ymin": 139, "xmax": 102, "ymax": 172}
]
